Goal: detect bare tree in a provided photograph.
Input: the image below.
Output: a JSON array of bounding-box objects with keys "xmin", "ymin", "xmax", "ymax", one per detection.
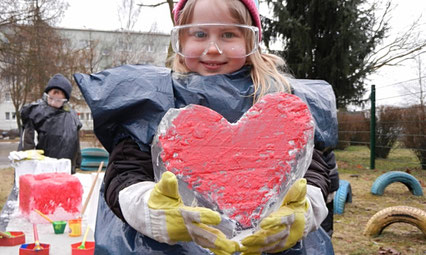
[
  {"xmin": 0, "ymin": 0, "xmax": 71, "ymax": 130},
  {"xmin": 110, "ymin": 0, "xmax": 169, "ymax": 66},
  {"xmin": 365, "ymin": 2, "xmax": 426, "ymax": 72},
  {"xmin": 397, "ymin": 54, "xmax": 426, "ymax": 107},
  {"xmin": 0, "ymin": 0, "xmax": 68, "ymax": 27},
  {"xmin": 414, "ymin": 55, "xmax": 425, "ymax": 107},
  {"xmin": 138, "ymin": 0, "xmax": 176, "ymax": 65},
  {"xmin": 138, "ymin": 0, "xmax": 175, "ymax": 25},
  {"xmin": 112, "ymin": 0, "xmax": 144, "ymax": 65},
  {"xmin": 71, "ymin": 32, "xmax": 105, "ymax": 74},
  {"xmin": 395, "ymin": 54, "xmax": 426, "ymax": 169},
  {"xmin": 119, "ymin": 0, "xmax": 142, "ymax": 31}
]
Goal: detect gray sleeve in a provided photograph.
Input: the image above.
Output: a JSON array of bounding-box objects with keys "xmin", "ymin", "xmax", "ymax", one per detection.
[
  {"xmin": 303, "ymin": 184, "xmax": 328, "ymax": 236},
  {"xmin": 19, "ymin": 122, "xmax": 36, "ymax": 150}
]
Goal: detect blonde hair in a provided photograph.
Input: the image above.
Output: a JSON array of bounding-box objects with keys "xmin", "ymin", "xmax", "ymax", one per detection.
[{"xmin": 171, "ymin": 0, "xmax": 292, "ymax": 102}]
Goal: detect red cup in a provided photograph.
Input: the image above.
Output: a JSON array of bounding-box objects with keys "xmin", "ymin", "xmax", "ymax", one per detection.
[
  {"xmin": 19, "ymin": 243, "xmax": 50, "ymax": 255},
  {"xmin": 0, "ymin": 231, "xmax": 25, "ymax": 246},
  {"xmin": 71, "ymin": 241, "xmax": 95, "ymax": 255}
]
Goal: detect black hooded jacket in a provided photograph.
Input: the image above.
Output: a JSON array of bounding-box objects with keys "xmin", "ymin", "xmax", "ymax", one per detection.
[{"xmin": 19, "ymin": 99, "xmax": 82, "ymax": 173}]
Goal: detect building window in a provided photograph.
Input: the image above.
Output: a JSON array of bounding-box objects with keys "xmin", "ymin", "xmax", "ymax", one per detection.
[
  {"xmin": 117, "ymin": 39, "xmax": 132, "ymax": 51},
  {"xmin": 79, "ymin": 39, "xmax": 93, "ymax": 49},
  {"xmin": 12, "ymin": 112, "xmax": 16, "ymax": 120},
  {"xmin": 101, "ymin": 48, "xmax": 111, "ymax": 56},
  {"xmin": 5, "ymin": 112, "xmax": 10, "ymax": 120},
  {"xmin": 5, "ymin": 93, "xmax": 11, "ymax": 102},
  {"xmin": 86, "ymin": 113, "xmax": 91, "ymax": 120},
  {"xmin": 147, "ymin": 44, "xmax": 153, "ymax": 52}
]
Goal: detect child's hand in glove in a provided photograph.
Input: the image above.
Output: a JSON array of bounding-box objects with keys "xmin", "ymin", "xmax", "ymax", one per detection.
[
  {"xmin": 119, "ymin": 171, "xmax": 240, "ymax": 255},
  {"xmin": 240, "ymin": 178, "xmax": 310, "ymax": 255},
  {"xmin": 8, "ymin": 150, "xmax": 45, "ymax": 161}
]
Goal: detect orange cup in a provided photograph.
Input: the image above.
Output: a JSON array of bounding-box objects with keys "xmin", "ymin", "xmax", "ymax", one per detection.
[{"xmin": 68, "ymin": 218, "xmax": 82, "ymax": 237}]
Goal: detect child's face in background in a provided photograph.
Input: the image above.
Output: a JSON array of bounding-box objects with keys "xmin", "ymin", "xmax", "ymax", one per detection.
[
  {"xmin": 182, "ymin": 0, "xmax": 247, "ymax": 76},
  {"xmin": 47, "ymin": 89, "xmax": 67, "ymax": 108}
]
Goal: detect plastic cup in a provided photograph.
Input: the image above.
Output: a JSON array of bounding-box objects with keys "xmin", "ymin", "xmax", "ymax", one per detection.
[
  {"xmin": 19, "ymin": 243, "xmax": 50, "ymax": 255},
  {"xmin": 0, "ymin": 231, "xmax": 26, "ymax": 246},
  {"xmin": 52, "ymin": 221, "xmax": 67, "ymax": 234},
  {"xmin": 68, "ymin": 218, "xmax": 82, "ymax": 237},
  {"xmin": 71, "ymin": 241, "xmax": 95, "ymax": 255}
]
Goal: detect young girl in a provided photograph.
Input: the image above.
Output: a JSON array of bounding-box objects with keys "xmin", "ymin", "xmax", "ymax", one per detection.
[{"xmin": 75, "ymin": 0, "xmax": 336, "ymax": 254}]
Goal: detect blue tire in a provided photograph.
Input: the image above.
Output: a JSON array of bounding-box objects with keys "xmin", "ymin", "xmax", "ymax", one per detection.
[
  {"xmin": 80, "ymin": 147, "xmax": 109, "ymax": 171},
  {"xmin": 81, "ymin": 147, "xmax": 109, "ymax": 157},
  {"xmin": 333, "ymin": 180, "xmax": 352, "ymax": 214},
  {"xmin": 371, "ymin": 171, "xmax": 423, "ymax": 196}
]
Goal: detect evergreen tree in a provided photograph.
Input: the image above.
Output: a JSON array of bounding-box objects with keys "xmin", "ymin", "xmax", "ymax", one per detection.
[{"xmin": 262, "ymin": 0, "xmax": 386, "ymax": 108}]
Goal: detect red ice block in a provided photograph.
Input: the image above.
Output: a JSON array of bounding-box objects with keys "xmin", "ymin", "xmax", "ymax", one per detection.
[
  {"xmin": 19, "ymin": 173, "xmax": 83, "ymax": 222},
  {"xmin": 152, "ymin": 92, "xmax": 314, "ymax": 230}
]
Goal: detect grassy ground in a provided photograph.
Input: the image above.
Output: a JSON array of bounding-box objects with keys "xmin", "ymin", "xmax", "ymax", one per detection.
[
  {"xmin": 332, "ymin": 146, "xmax": 425, "ymax": 255},
  {"xmin": 0, "ymin": 167, "xmax": 14, "ymax": 211},
  {"xmin": 0, "ymin": 145, "xmax": 425, "ymax": 254}
]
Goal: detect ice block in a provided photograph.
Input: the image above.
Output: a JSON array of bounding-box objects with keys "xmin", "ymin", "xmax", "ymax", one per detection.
[
  {"xmin": 152, "ymin": 92, "xmax": 315, "ymax": 238},
  {"xmin": 19, "ymin": 173, "xmax": 83, "ymax": 223}
]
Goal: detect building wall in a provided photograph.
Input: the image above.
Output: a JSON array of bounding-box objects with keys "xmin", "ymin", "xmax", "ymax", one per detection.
[
  {"xmin": 58, "ymin": 27, "xmax": 170, "ymax": 70},
  {"xmin": 0, "ymin": 99, "xmax": 18, "ymax": 131}
]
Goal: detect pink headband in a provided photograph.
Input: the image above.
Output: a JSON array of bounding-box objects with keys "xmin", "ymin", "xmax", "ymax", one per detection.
[{"xmin": 172, "ymin": 0, "xmax": 262, "ymax": 41}]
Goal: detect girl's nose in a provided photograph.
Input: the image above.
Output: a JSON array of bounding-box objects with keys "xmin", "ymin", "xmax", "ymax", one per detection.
[{"xmin": 201, "ymin": 42, "xmax": 223, "ymax": 56}]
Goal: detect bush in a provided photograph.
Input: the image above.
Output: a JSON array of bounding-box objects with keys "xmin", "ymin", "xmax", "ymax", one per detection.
[
  {"xmin": 371, "ymin": 106, "xmax": 402, "ymax": 159},
  {"xmin": 399, "ymin": 105, "xmax": 426, "ymax": 170},
  {"xmin": 337, "ymin": 111, "xmax": 369, "ymax": 150}
]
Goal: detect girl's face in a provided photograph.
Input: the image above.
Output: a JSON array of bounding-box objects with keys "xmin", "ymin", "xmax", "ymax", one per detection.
[{"xmin": 182, "ymin": 0, "xmax": 247, "ymax": 76}]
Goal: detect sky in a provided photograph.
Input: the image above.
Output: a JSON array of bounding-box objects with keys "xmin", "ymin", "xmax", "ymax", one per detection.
[
  {"xmin": 59, "ymin": 0, "xmax": 173, "ymax": 33},
  {"xmin": 59, "ymin": 0, "xmax": 426, "ymax": 108}
]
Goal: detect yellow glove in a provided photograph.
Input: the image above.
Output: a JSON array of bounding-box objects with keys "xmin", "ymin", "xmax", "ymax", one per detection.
[
  {"xmin": 25, "ymin": 150, "xmax": 45, "ymax": 160},
  {"xmin": 8, "ymin": 150, "xmax": 45, "ymax": 161},
  {"xmin": 241, "ymin": 178, "xmax": 309, "ymax": 255},
  {"xmin": 120, "ymin": 171, "xmax": 240, "ymax": 255},
  {"xmin": 150, "ymin": 171, "xmax": 240, "ymax": 255}
]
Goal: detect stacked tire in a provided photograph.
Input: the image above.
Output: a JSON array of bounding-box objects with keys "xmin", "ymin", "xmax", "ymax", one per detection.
[{"xmin": 81, "ymin": 147, "xmax": 109, "ymax": 171}]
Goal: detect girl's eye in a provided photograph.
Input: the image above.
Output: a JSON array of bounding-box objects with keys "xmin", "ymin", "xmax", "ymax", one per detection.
[
  {"xmin": 222, "ymin": 32, "xmax": 235, "ymax": 39},
  {"xmin": 193, "ymin": 31, "xmax": 207, "ymax": 38}
]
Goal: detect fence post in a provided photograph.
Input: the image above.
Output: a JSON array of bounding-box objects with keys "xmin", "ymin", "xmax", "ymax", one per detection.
[{"xmin": 370, "ymin": 85, "xmax": 376, "ymax": 169}]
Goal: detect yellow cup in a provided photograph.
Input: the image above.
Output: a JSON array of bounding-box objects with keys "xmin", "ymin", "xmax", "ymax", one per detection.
[{"xmin": 68, "ymin": 218, "xmax": 82, "ymax": 237}]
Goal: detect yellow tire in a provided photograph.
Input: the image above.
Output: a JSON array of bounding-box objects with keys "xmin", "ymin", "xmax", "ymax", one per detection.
[{"xmin": 364, "ymin": 206, "xmax": 426, "ymax": 237}]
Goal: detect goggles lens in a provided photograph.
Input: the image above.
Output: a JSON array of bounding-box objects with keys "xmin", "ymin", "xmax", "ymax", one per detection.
[
  {"xmin": 171, "ymin": 23, "xmax": 259, "ymax": 59},
  {"xmin": 43, "ymin": 93, "xmax": 68, "ymax": 103}
]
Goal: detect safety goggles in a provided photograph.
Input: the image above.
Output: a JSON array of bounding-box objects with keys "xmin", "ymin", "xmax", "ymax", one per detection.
[
  {"xmin": 171, "ymin": 23, "xmax": 259, "ymax": 59},
  {"xmin": 43, "ymin": 93, "xmax": 68, "ymax": 103}
]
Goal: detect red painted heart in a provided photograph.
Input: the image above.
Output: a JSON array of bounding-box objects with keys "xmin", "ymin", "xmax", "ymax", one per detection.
[{"xmin": 152, "ymin": 92, "xmax": 314, "ymax": 229}]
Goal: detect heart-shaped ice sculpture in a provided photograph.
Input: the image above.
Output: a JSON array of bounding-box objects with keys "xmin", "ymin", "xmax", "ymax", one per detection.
[{"xmin": 152, "ymin": 92, "xmax": 314, "ymax": 238}]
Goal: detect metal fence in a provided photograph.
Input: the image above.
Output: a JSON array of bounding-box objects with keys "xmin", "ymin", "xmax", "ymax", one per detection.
[{"xmin": 337, "ymin": 76, "xmax": 426, "ymax": 170}]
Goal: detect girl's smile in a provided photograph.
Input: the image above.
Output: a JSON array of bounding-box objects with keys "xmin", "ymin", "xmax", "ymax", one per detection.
[{"xmin": 200, "ymin": 60, "xmax": 228, "ymax": 73}]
